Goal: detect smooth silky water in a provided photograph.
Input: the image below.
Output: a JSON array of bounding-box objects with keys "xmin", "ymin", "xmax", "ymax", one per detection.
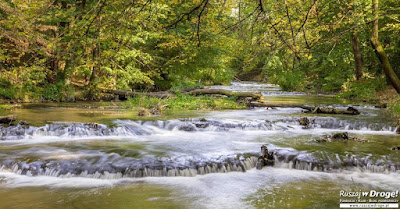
[{"xmin": 0, "ymin": 82, "xmax": 399, "ymax": 209}]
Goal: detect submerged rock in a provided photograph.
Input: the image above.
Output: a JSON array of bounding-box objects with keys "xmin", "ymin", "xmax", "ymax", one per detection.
[
  {"xmin": 17, "ymin": 121, "xmax": 29, "ymax": 129},
  {"xmin": 315, "ymin": 132, "xmax": 367, "ymax": 143},
  {"xmin": 86, "ymin": 122, "xmax": 99, "ymax": 130},
  {"xmin": 199, "ymin": 118, "xmax": 207, "ymax": 122},
  {"xmin": 0, "ymin": 115, "xmax": 17, "ymax": 124},
  {"xmin": 392, "ymin": 145, "xmax": 400, "ymax": 151},
  {"xmin": 18, "ymin": 121, "xmax": 29, "ymax": 126},
  {"xmin": 299, "ymin": 117, "xmax": 314, "ymax": 129},
  {"xmin": 331, "ymin": 132, "xmax": 349, "ymax": 141},
  {"xmin": 177, "ymin": 123, "xmax": 197, "ymax": 132}
]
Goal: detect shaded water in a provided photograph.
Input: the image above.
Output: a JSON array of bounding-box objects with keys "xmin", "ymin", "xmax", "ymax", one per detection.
[{"xmin": 0, "ymin": 82, "xmax": 399, "ymax": 209}]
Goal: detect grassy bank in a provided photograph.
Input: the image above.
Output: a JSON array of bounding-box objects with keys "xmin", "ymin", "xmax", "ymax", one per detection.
[
  {"xmin": 337, "ymin": 80, "xmax": 400, "ymax": 120},
  {"xmin": 376, "ymin": 88, "xmax": 400, "ymax": 119},
  {"xmin": 98, "ymin": 94, "xmax": 246, "ymax": 115}
]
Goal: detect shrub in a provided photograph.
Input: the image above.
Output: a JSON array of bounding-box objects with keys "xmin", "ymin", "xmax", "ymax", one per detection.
[{"xmin": 339, "ymin": 78, "xmax": 386, "ymax": 102}]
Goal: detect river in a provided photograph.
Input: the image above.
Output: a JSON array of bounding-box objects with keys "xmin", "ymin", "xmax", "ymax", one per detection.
[{"xmin": 0, "ymin": 82, "xmax": 399, "ymax": 209}]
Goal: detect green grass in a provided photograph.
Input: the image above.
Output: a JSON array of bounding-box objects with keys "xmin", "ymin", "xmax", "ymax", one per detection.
[
  {"xmin": 387, "ymin": 98, "xmax": 400, "ymax": 119},
  {"xmin": 120, "ymin": 93, "xmax": 246, "ymax": 111},
  {"xmin": 338, "ymin": 78, "xmax": 386, "ymax": 103},
  {"xmin": 0, "ymin": 104, "xmax": 12, "ymax": 110}
]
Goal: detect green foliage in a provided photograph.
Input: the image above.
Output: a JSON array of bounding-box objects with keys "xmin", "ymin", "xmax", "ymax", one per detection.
[
  {"xmin": 274, "ymin": 71, "xmax": 306, "ymax": 91},
  {"xmin": 0, "ymin": 86, "xmax": 17, "ymax": 100},
  {"xmin": 339, "ymin": 78, "xmax": 387, "ymax": 102},
  {"xmin": 42, "ymin": 84, "xmax": 60, "ymax": 101},
  {"xmin": 0, "ymin": 104, "xmax": 12, "ymax": 110},
  {"xmin": 123, "ymin": 94, "xmax": 245, "ymax": 111},
  {"xmin": 0, "ymin": 0, "xmax": 399, "ymax": 105},
  {"xmin": 387, "ymin": 98, "xmax": 400, "ymax": 119}
]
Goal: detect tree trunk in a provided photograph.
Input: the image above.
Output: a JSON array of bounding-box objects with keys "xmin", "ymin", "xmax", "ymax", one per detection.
[
  {"xmin": 188, "ymin": 88, "xmax": 262, "ymax": 100},
  {"xmin": 88, "ymin": 8, "xmax": 102, "ymax": 99},
  {"xmin": 250, "ymin": 102, "xmax": 360, "ymax": 115},
  {"xmin": 56, "ymin": 1, "xmax": 69, "ymax": 83},
  {"xmin": 370, "ymin": 0, "xmax": 400, "ymax": 93},
  {"xmin": 89, "ymin": 43, "xmax": 100, "ymax": 87},
  {"xmin": 351, "ymin": 30, "xmax": 364, "ymax": 80}
]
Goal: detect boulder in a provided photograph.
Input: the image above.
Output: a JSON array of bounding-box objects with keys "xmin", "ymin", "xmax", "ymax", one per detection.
[
  {"xmin": 256, "ymin": 145, "xmax": 275, "ymax": 170},
  {"xmin": 177, "ymin": 124, "xmax": 196, "ymax": 132},
  {"xmin": 299, "ymin": 117, "xmax": 314, "ymax": 129},
  {"xmin": 17, "ymin": 121, "xmax": 29, "ymax": 128}
]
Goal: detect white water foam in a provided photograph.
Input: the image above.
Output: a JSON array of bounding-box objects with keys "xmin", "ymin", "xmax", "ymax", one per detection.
[{"xmin": 1, "ymin": 167, "xmax": 398, "ymax": 209}]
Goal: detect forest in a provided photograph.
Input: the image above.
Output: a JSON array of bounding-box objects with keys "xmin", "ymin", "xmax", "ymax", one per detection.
[{"xmin": 0, "ymin": 0, "xmax": 400, "ymax": 105}]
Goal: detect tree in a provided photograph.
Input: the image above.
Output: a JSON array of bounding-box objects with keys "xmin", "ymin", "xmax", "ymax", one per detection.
[
  {"xmin": 370, "ymin": 0, "xmax": 400, "ymax": 93},
  {"xmin": 351, "ymin": 29, "xmax": 364, "ymax": 80}
]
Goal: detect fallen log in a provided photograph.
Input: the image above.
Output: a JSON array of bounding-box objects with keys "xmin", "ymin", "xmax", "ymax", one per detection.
[
  {"xmin": 250, "ymin": 102, "xmax": 313, "ymax": 110},
  {"xmin": 178, "ymin": 86, "xmax": 204, "ymax": 93},
  {"xmin": 309, "ymin": 106, "xmax": 360, "ymax": 115},
  {"xmin": 104, "ymin": 86, "xmax": 263, "ymax": 101},
  {"xmin": 187, "ymin": 89, "xmax": 263, "ymax": 100},
  {"xmin": 103, "ymin": 89, "xmax": 173, "ymax": 99},
  {"xmin": 250, "ymin": 102, "xmax": 360, "ymax": 115},
  {"xmin": 0, "ymin": 115, "xmax": 16, "ymax": 124}
]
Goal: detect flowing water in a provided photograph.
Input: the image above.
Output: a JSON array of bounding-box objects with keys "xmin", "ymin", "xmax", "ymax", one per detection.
[{"xmin": 0, "ymin": 82, "xmax": 399, "ymax": 209}]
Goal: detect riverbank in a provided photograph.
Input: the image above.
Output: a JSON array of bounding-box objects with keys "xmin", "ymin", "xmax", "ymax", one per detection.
[
  {"xmin": 0, "ymin": 94, "xmax": 246, "ymax": 114},
  {"xmin": 2, "ymin": 82, "xmax": 400, "ymax": 120}
]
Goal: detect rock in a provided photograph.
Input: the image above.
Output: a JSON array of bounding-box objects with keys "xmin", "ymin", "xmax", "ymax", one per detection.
[
  {"xmin": 396, "ymin": 126, "xmax": 400, "ymax": 134},
  {"xmin": 315, "ymin": 138, "xmax": 329, "ymax": 143},
  {"xmin": 256, "ymin": 145, "xmax": 274, "ymax": 170},
  {"xmin": 177, "ymin": 124, "xmax": 196, "ymax": 132},
  {"xmin": 256, "ymin": 157, "xmax": 265, "ymax": 170},
  {"xmin": 199, "ymin": 118, "xmax": 207, "ymax": 122},
  {"xmin": 18, "ymin": 121, "xmax": 29, "ymax": 126},
  {"xmin": 0, "ymin": 115, "xmax": 17, "ymax": 124},
  {"xmin": 315, "ymin": 132, "xmax": 367, "ymax": 143},
  {"xmin": 352, "ymin": 137, "xmax": 368, "ymax": 143},
  {"xmin": 299, "ymin": 117, "xmax": 314, "ymax": 129},
  {"xmin": 331, "ymin": 132, "xmax": 349, "ymax": 141},
  {"xmin": 87, "ymin": 122, "xmax": 99, "ymax": 129},
  {"xmin": 17, "ymin": 121, "xmax": 29, "ymax": 129},
  {"xmin": 194, "ymin": 123, "xmax": 209, "ymax": 129},
  {"xmin": 347, "ymin": 106, "xmax": 360, "ymax": 115},
  {"xmin": 391, "ymin": 145, "xmax": 400, "ymax": 151}
]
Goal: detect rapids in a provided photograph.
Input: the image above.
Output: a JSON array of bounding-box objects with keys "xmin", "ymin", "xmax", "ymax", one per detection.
[{"xmin": 0, "ymin": 82, "xmax": 399, "ymax": 209}]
